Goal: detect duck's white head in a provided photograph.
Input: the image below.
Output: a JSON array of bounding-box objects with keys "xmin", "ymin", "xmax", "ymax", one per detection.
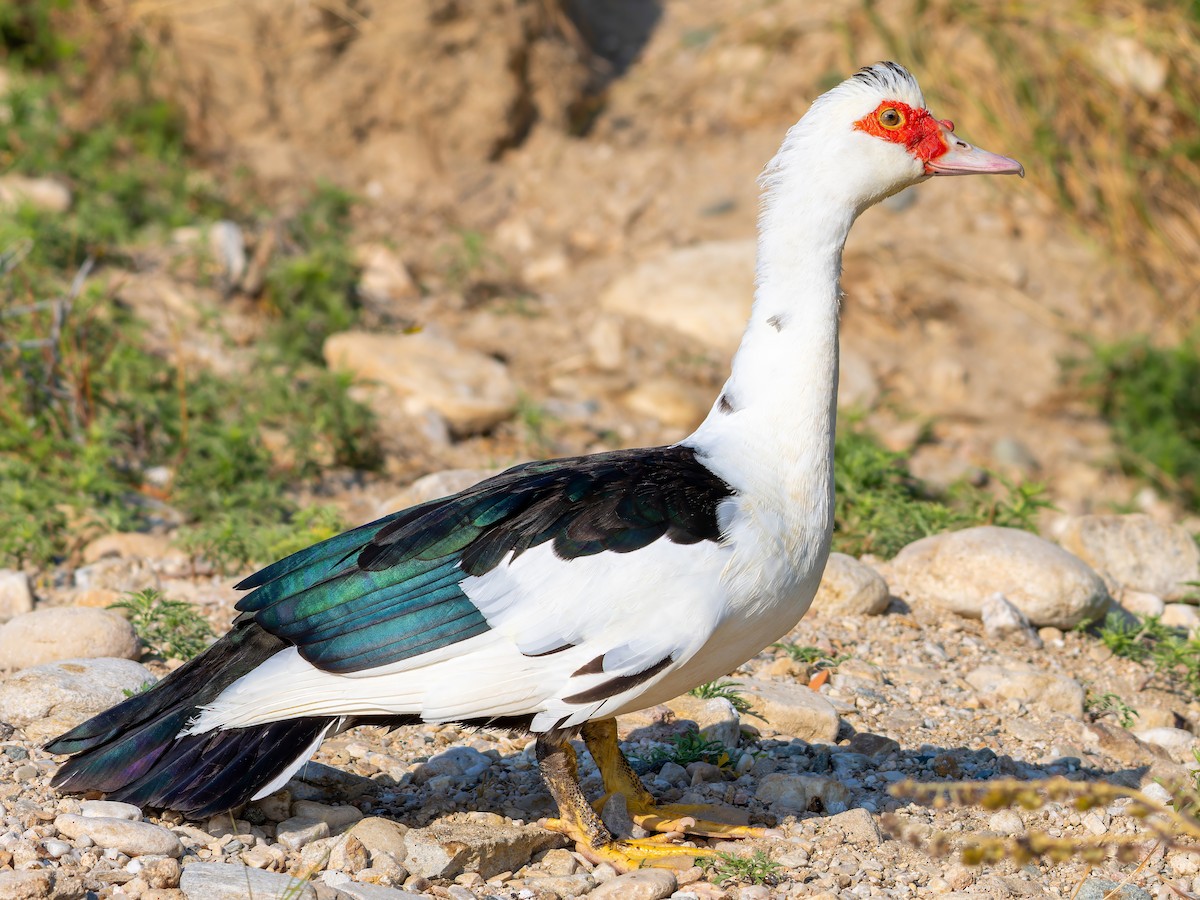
[{"xmin": 764, "ymin": 62, "xmax": 1023, "ymax": 216}]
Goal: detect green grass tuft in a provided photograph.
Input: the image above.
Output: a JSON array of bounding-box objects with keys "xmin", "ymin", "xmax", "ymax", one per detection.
[
  {"xmin": 1092, "ymin": 612, "xmax": 1200, "ymax": 694},
  {"xmin": 633, "ymin": 728, "xmax": 732, "ymax": 771},
  {"xmin": 704, "ymin": 850, "xmax": 782, "ymax": 887},
  {"xmin": 110, "ymin": 588, "xmax": 213, "ymax": 661},
  {"xmin": 688, "ymin": 679, "xmax": 759, "ymax": 717},
  {"xmin": 1079, "ymin": 336, "xmax": 1200, "ymax": 509},
  {"xmin": 833, "ymin": 425, "xmax": 1051, "ymax": 558}
]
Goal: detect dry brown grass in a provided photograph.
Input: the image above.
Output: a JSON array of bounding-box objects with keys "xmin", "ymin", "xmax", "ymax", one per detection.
[{"xmin": 840, "ymin": 0, "xmax": 1200, "ymax": 319}]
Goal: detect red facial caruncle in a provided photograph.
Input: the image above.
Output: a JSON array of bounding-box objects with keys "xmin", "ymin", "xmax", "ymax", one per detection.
[{"xmin": 853, "ymin": 100, "xmax": 952, "ymax": 171}]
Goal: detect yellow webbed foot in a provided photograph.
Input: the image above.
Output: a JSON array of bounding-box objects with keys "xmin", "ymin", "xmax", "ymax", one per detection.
[{"xmin": 541, "ymin": 817, "xmax": 709, "ymax": 871}]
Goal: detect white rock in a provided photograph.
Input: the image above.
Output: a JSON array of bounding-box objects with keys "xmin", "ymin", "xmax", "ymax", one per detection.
[
  {"xmin": 0, "ymin": 657, "xmax": 154, "ymax": 743},
  {"xmin": 739, "ymin": 678, "xmax": 841, "ymax": 742},
  {"xmin": 0, "ymin": 174, "xmax": 71, "ymax": 213},
  {"xmin": 1133, "ymin": 727, "xmax": 1200, "ymax": 764},
  {"xmin": 620, "ymin": 378, "xmax": 708, "ymax": 430},
  {"xmin": 55, "ymin": 814, "xmax": 181, "ymax": 857},
  {"xmin": 355, "ymin": 243, "xmax": 417, "ymax": 304},
  {"xmin": 275, "ymin": 816, "xmax": 330, "ymax": 851},
  {"xmin": 663, "ymin": 694, "xmax": 742, "ymax": 749},
  {"xmin": 988, "ymin": 810, "xmax": 1024, "ymax": 836},
  {"xmin": 981, "ymin": 593, "xmax": 1042, "ymax": 646},
  {"xmin": 0, "ymin": 871, "xmax": 85, "ymax": 900},
  {"xmin": 179, "ymin": 862, "xmax": 317, "ymax": 899},
  {"xmin": 0, "ymin": 570, "xmax": 34, "ymax": 623},
  {"xmin": 80, "ymin": 800, "xmax": 143, "ymax": 822},
  {"xmin": 324, "ymin": 330, "xmax": 518, "ymax": 437},
  {"xmin": 1163, "ymin": 604, "xmax": 1200, "ymax": 632},
  {"xmin": 0, "ymin": 607, "xmax": 140, "ymax": 670},
  {"xmin": 600, "ymin": 240, "xmax": 755, "ymax": 356},
  {"xmin": 290, "ymin": 800, "xmax": 363, "ymax": 831},
  {"xmin": 401, "ymin": 818, "xmax": 565, "ymax": 880},
  {"xmin": 208, "ymin": 220, "xmax": 246, "ymax": 284},
  {"xmin": 1057, "ymin": 514, "xmax": 1200, "ymax": 600},
  {"xmin": 891, "ymin": 526, "xmax": 1109, "ymax": 628},
  {"xmin": 756, "ymin": 773, "xmax": 850, "ymax": 813},
  {"xmin": 1119, "ymin": 589, "xmax": 1166, "ymax": 619},
  {"xmin": 965, "ymin": 665, "xmax": 1084, "ymax": 718},
  {"xmin": 588, "ymin": 869, "xmax": 678, "ymax": 899},
  {"xmin": 810, "ymin": 553, "xmax": 890, "ymax": 616}
]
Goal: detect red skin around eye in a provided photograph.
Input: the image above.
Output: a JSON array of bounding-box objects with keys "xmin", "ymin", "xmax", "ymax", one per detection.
[{"xmin": 853, "ymin": 100, "xmax": 949, "ymax": 163}]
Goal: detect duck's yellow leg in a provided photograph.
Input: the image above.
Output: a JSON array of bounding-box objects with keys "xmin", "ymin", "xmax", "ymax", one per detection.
[
  {"xmin": 536, "ymin": 732, "xmax": 706, "ymax": 872},
  {"xmin": 581, "ymin": 718, "xmax": 768, "ymax": 840}
]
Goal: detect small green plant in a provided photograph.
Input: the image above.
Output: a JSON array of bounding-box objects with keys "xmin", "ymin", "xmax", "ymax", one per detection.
[
  {"xmin": 120, "ymin": 680, "xmax": 156, "ymax": 698},
  {"xmin": 704, "ymin": 850, "xmax": 782, "ymax": 887},
  {"xmin": 688, "ymin": 679, "xmax": 759, "ymax": 717},
  {"xmin": 262, "ymin": 183, "xmax": 361, "ymax": 365},
  {"xmin": 110, "ymin": 588, "xmax": 214, "ymax": 661},
  {"xmin": 1079, "ymin": 335, "xmax": 1200, "ymax": 509},
  {"xmin": 1089, "ymin": 611, "xmax": 1200, "ymax": 694},
  {"xmin": 772, "ymin": 643, "xmax": 851, "ymax": 670},
  {"xmin": 1084, "ymin": 688, "xmax": 1139, "ymax": 728},
  {"xmin": 634, "ymin": 728, "xmax": 731, "ymax": 770}
]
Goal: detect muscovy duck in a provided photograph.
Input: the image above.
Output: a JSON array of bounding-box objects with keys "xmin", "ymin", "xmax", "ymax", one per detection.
[{"xmin": 48, "ymin": 61, "xmax": 1022, "ymax": 871}]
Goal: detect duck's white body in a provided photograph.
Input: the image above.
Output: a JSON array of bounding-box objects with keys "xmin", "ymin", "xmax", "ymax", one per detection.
[{"xmin": 50, "ymin": 62, "xmax": 1022, "ymax": 821}]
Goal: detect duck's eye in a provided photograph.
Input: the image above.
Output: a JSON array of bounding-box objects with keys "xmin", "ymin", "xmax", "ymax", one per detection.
[{"xmin": 879, "ymin": 108, "xmax": 904, "ymax": 129}]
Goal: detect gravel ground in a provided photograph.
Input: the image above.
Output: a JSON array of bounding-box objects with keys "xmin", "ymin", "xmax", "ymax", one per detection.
[{"xmin": 3, "ymin": 538, "xmax": 1199, "ymax": 900}]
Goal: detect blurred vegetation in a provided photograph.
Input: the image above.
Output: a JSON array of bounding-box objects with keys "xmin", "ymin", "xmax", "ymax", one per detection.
[
  {"xmin": 1078, "ymin": 336, "xmax": 1200, "ymax": 509},
  {"xmin": 0, "ymin": 12, "xmax": 379, "ymax": 572},
  {"xmin": 833, "ymin": 425, "xmax": 1052, "ymax": 558},
  {"xmin": 847, "ymin": 0, "xmax": 1200, "ymax": 316}
]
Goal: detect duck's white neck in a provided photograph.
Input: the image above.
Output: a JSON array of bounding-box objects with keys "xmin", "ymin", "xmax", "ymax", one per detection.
[{"xmin": 687, "ymin": 157, "xmax": 860, "ymax": 542}]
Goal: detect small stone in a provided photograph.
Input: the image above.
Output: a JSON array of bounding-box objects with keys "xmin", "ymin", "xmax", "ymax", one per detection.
[
  {"xmin": 178, "ymin": 862, "xmax": 317, "ymax": 899},
  {"xmin": 0, "ymin": 607, "xmax": 140, "ymax": 670},
  {"xmin": 1119, "ymin": 589, "xmax": 1165, "ymax": 618},
  {"xmin": 0, "ymin": 657, "xmax": 155, "ymax": 743},
  {"xmin": 355, "ymin": 243, "xmax": 417, "ymax": 304},
  {"xmin": 0, "ymin": 870, "xmax": 85, "ymax": 900},
  {"xmin": 588, "ymin": 868, "xmax": 678, "ymax": 899},
  {"xmin": 1058, "ymin": 514, "xmax": 1200, "ymax": 600},
  {"xmin": 55, "ymin": 814, "xmax": 182, "ymax": 857},
  {"xmin": 981, "ymin": 593, "xmax": 1042, "ymax": 646},
  {"xmin": 81, "ymin": 533, "xmax": 178, "ymax": 564},
  {"xmin": 965, "ymin": 665, "xmax": 1084, "ymax": 718},
  {"xmin": 988, "ymin": 810, "xmax": 1024, "ymax": 835},
  {"xmin": 81, "ymin": 800, "xmax": 143, "ymax": 821},
  {"xmin": 1078, "ymin": 877, "xmax": 1153, "ymax": 900},
  {"xmin": 663, "ymin": 694, "xmax": 742, "ymax": 749},
  {"xmin": 809, "ymin": 553, "xmax": 890, "ymax": 616},
  {"xmin": 414, "ymin": 746, "xmax": 490, "ymax": 783},
  {"xmin": 0, "ymin": 175, "xmax": 72, "ymax": 213},
  {"xmin": 139, "ymin": 856, "xmax": 182, "ymax": 889},
  {"xmin": 738, "ymin": 678, "xmax": 840, "ymax": 742},
  {"xmin": 324, "ymin": 330, "xmax": 518, "ymax": 437},
  {"xmin": 845, "ymin": 732, "xmax": 900, "ymax": 758},
  {"xmin": 891, "ymin": 526, "xmax": 1109, "ymax": 628},
  {"xmin": 1133, "ymin": 727, "xmax": 1200, "ymax": 764},
  {"xmin": 401, "ymin": 816, "xmax": 566, "ymax": 880},
  {"xmin": 823, "ymin": 807, "xmax": 881, "ymax": 845},
  {"xmin": 943, "ymin": 864, "xmax": 974, "ymax": 890},
  {"xmin": 291, "ymin": 800, "xmax": 364, "ymax": 831},
  {"xmin": 276, "ymin": 816, "xmax": 330, "ymax": 851},
  {"xmin": 208, "ymin": 220, "xmax": 246, "ymax": 284},
  {"xmin": 0, "ymin": 571, "xmax": 34, "ymax": 624},
  {"xmin": 1169, "ymin": 851, "xmax": 1200, "ymax": 876},
  {"xmin": 348, "ymin": 816, "xmax": 409, "ymax": 865},
  {"xmin": 599, "ymin": 240, "xmax": 755, "ymax": 356},
  {"xmin": 600, "ymin": 791, "xmax": 642, "ymax": 840},
  {"xmin": 755, "ymin": 774, "xmax": 850, "ymax": 813},
  {"xmin": 620, "ymin": 379, "xmax": 708, "ymax": 430},
  {"xmin": 1162, "ymin": 604, "xmax": 1200, "ymax": 632},
  {"xmin": 336, "ymin": 884, "xmax": 430, "ymax": 900}
]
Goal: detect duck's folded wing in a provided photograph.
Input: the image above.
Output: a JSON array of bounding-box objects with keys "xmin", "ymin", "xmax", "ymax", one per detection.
[{"xmin": 234, "ymin": 445, "xmax": 733, "ymax": 676}]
